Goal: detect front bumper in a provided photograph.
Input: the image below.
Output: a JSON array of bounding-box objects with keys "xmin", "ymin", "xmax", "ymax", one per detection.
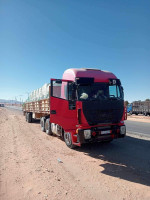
[{"xmin": 77, "ymin": 125, "xmax": 126, "ymax": 144}]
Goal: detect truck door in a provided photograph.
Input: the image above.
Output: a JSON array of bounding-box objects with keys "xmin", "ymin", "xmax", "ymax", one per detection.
[{"xmin": 50, "ymin": 79, "xmax": 77, "ymax": 131}]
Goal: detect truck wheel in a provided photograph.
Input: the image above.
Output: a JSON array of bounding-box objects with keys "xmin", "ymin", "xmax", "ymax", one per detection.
[
  {"xmin": 40, "ymin": 117, "xmax": 46, "ymax": 132},
  {"xmin": 27, "ymin": 113, "xmax": 32, "ymax": 123},
  {"xmin": 144, "ymin": 112, "xmax": 148, "ymax": 116},
  {"xmin": 25, "ymin": 113, "xmax": 28, "ymax": 121},
  {"xmin": 64, "ymin": 132, "xmax": 75, "ymax": 149},
  {"xmin": 45, "ymin": 118, "xmax": 53, "ymax": 135}
]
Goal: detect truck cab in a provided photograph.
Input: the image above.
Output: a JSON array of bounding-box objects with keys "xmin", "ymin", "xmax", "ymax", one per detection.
[{"xmin": 50, "ymin": 68, "xmax": 126, "ymax": 148}]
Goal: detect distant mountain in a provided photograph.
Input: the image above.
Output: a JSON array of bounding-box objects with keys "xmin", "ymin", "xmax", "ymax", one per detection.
[{"xmin": 0, "ymin": 99, "xmax": 22, "ymax": 104}]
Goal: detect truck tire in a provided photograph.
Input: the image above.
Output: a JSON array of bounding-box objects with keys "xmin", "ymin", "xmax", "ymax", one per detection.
[
  {"xmin": 144, "ymin": 112, "xmax": 148, "ymax": 116},
  {"xmin": 64, "ymin": 132, "xmax": 75, "ymax": 149},
  {"xmin": 27, "ymin": 113, "xmax": 32, "ymax": 123},
  {"xmin": 45, "ymin": 118, "xmax": 53, "ymax": 135},
  {"xmin": 25, "ymin": 113, "xmax": 28, "ymax": 121},
  {"xmin": 40, "ymin": 117, "xmax": 46, "ymax": 132}
]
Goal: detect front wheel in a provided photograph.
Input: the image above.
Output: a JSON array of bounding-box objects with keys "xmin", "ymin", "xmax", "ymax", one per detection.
[{"xmin": 64, "ymin": 132, "xmax": 75, "ymax": 149}]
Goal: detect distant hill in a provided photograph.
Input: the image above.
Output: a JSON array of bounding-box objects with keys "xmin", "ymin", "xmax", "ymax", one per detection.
[{"xmin": 0, "ymin": 99, "xmax": 22, "ymax": 104}]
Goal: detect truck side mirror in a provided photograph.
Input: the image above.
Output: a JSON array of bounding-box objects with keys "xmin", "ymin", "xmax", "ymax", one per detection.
[
  {"xmin": 55, "ymin": 80, "xmax": 62, "ymax": 84},
  {"xmin": 68, "ymin": 83, "xmax": 76, "ymax": 110},
  {"xmin": 68, "ymin": 83, "xmax": 76, "ymax": 101},
  {"xmin": 121, "ymin": 86, "xmax": 124, "ymax": 99}
]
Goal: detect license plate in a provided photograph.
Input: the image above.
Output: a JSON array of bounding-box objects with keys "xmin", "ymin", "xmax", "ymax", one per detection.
[{"xmin": 101, "ymin": 130, "xmax": 111, "ymax": 135}]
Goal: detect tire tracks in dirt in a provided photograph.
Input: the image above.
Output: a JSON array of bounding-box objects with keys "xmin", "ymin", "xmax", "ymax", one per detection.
[{"xmin": 1, "ymin": 108, "xmax": 150, "ymax": 200}]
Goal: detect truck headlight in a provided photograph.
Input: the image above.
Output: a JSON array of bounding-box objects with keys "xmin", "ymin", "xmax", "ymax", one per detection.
[
  {"xmin": 84, "ymin": 130, "xmax": 91, "ymax": 139},
  {"xmin": 120, "ymin": 126, "xmax": 126, "ymax": 135}
]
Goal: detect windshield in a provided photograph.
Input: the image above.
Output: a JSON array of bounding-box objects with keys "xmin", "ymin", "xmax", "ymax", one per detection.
[{"xmin": 77, "ymin": 83, "xmax": 123, "ymax": 101}]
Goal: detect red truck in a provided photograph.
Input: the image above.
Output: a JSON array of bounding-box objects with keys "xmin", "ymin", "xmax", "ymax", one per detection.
[{"xmin": 24, "ymin": 68, "xmax": 127, "ymax": 148}]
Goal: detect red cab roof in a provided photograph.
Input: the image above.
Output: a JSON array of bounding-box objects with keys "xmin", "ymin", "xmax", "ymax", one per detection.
[{"xmin": 62, "ymin": 68, "xmax": 117, "ymax": 82}]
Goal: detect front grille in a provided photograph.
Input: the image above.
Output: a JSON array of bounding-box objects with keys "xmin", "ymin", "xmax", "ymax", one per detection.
[
  {"xmin": 82, "ymin": 99, "xmax": 124, "ymax": 126},
  {"xmin": 87, "ymin": 109, "xmax": 114, "ymax": 125},
  {"xmin": 94, "ymin": 109, "xmax": 113, "ymax": 121}
]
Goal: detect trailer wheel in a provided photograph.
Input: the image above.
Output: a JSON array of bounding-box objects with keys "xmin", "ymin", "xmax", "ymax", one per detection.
[
  {"xmin": 40, "ymin": 117, "xmax": 46, "ymax": 132},
  {"xmin": 64, "ymin": 132, "xmax": 75, "ymax": 149},
  {"xmin": 45, "ymin": 118, "xmax": 53, "ymax": 135},
  {"xmin": 25, "ymin": 113, "xmax": 28, "ymax": 121},
  {"xmin": 144, "ymin": 112, "xmax": 148, "ymax": 116},
  {"xmin": 27, "ymin": 113, "xmax": 32, "ymax": 123}
]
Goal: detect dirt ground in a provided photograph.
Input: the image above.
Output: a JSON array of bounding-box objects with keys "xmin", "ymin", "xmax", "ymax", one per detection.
[
  {"xmin": 127, "ymin": 114, "xmax": 150, "ymax": 123},
  {"xmin": 0, "ymin": 108, "xmax": 150, "ymax": 200}
]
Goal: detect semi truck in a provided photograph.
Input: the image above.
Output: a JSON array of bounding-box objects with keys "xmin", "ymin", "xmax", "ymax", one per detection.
[
  {"xmin": 127, "ymin": 101, "xmax": 150, "ymax": 116},
  {"xmin": 23, "ymin": 68, "xmax": 127, "ymax": 148}
]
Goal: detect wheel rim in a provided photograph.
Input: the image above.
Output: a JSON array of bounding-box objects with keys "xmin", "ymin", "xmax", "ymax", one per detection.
[{"xmin": 64, "ymin": 132, "xmax": 72, "ymax": 146}]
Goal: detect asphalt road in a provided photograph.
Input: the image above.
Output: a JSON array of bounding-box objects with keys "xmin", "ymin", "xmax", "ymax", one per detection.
[
  {"xmin": 125, "ymin": 120, "xmax": 150, "ymax": 137},
  {"xmin": 5, "ymin": 105, "xmax": 22, "ymax": 111}
]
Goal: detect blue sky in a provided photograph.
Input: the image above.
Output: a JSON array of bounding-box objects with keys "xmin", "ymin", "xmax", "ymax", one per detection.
[{"xmin": 0, "ymin": 0, "xmax": 150, "ymax": 102}]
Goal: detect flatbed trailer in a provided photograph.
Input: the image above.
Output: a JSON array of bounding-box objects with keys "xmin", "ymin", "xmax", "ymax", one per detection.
[
  {"xmin": 23, "ymin": 98, "xmax": 50, "ymax": 118},
  {"xmin": 132, "ymin": 101, "xmax": 150, "ymax": 116}
]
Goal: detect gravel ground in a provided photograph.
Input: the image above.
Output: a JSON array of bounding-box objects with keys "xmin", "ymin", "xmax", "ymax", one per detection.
[{"xmin": 0, "ymin": 108, "xmax": 150, "ymax": 200}]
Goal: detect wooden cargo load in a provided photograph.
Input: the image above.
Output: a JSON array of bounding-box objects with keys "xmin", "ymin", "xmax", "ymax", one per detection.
[{"xmin": 23, "ymin": 84, "xmax": 51, "ymax": 118}]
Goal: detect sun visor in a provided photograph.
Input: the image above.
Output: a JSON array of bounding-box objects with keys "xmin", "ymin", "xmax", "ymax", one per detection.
[{"xmin": 75, "ymin": 77, "xmax": 94, "ymax": 85}]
